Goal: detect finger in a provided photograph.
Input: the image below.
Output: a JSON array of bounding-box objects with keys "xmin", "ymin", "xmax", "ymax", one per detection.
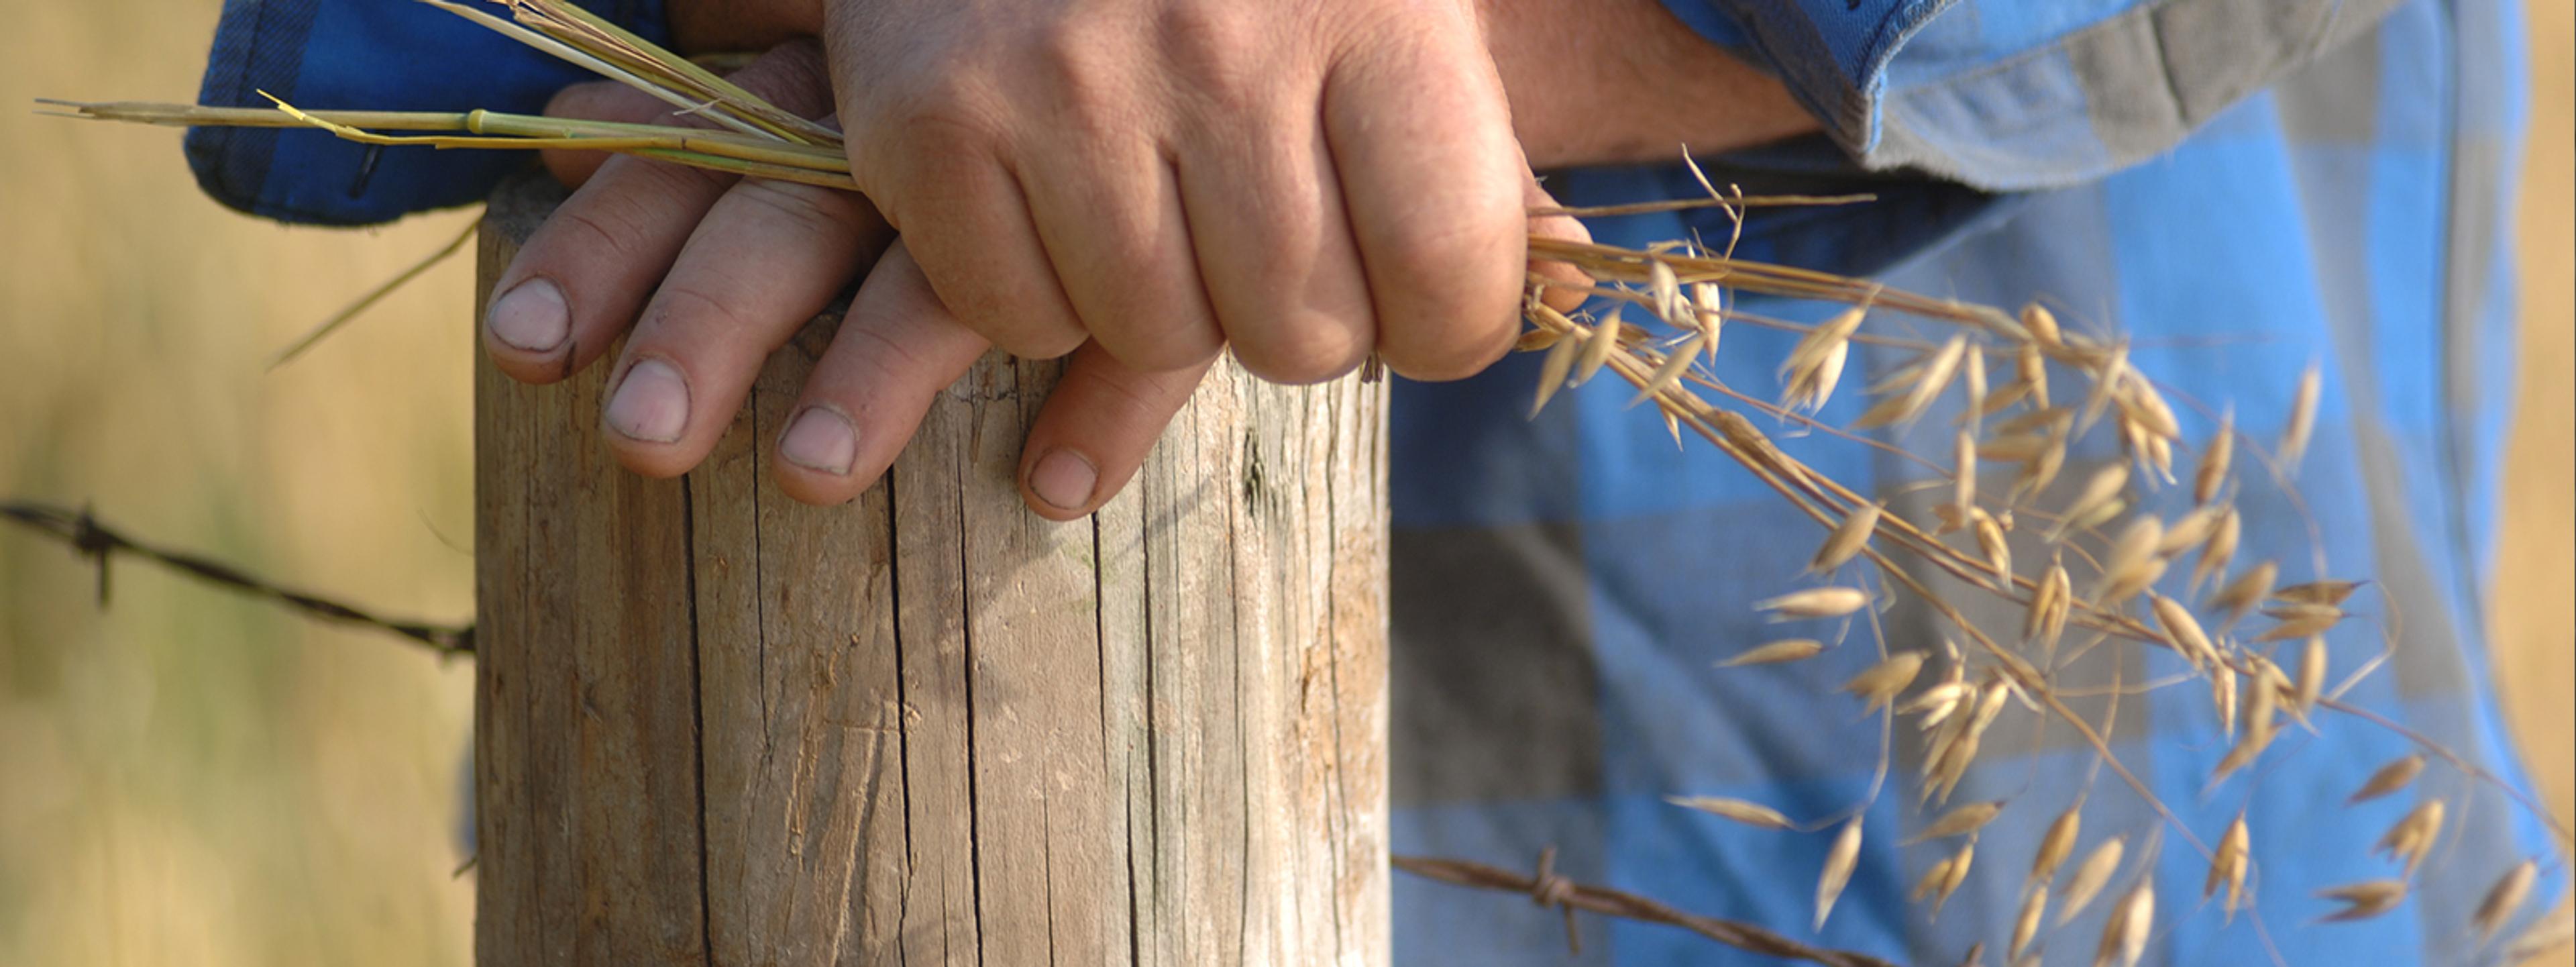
[
  {"xmin": 1018, "ymin": 342, "xmax": 1213, "ymax": 521},
  {"xmin": 484, "ymin": 40, "xmax": 835, "ymax": 385},
  {"xmin": 769, "ymin": 244, "xmax": 994, "ymax": 506},
  {"xmin": 537, "ymin": 81, "xmax": 669, "ymax": 188},
  {"xmin": 1174, "ymin": 107, "xmax": 1377, "ymax": 385},
  {"xmin": 1018, "ymin": 140, "xmax": 1225, "ymax": 374},
  {"xmin": 1322, "ymin": 20, "xmax": 1527, "ymax": 381},
  {"xmin": 1523, "ymin": 174, "xmax": 1594, "ymax": 313},
  {"xmin": 825, "ymin": 42, "xmax": 1089, "ymax": 361},
  {"xmin": 872, "ymin": 147, "xmax": 1091, "ymax": 360},
  {"xmin": 599, "ymin": 176, "xmax": 892, "ymax": 475}
]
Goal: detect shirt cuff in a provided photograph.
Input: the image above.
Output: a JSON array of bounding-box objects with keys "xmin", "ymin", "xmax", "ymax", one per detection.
[
  {"xmin": 187, "ymin": 0, "xmax": 669, "ymax": 226},
  {"xmin": 1660, "ymin": 0, "xmax": 2404, "ymax": 191}
]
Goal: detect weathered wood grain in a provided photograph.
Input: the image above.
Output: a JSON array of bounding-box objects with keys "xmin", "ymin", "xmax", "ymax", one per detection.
[{"xmin": 474, "ymin": 172, "xmax": 1388, "ymax": 966}]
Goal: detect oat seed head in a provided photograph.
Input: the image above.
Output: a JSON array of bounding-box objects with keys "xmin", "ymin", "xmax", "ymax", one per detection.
[
  {"xmin": 1719, "ymin": 638, "xmax": 1827, "ymax": 668},
  {"xmin": 2349, "ymin": 754, "xmax": 2426, "ymax": 805},
  {"xmin": 2055, "ymin": 835, "xmax": 2127, "ymax": 926},
  {"xmin": 1666, "ymin": 795, "xmax": 1798, "ymax": 831},
  {"xmin": 1815, "ymin": 815, "xmax": 1864, "ymax": 931}
]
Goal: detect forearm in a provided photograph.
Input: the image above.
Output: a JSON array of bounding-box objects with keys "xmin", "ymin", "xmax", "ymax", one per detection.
[
  {"xmin": 672, "ymin": 0, "xmax": 1820, "ymax": 172},
  {"xmin": 1481, "ymin": 0, "xmax": 1817, "ymax": 169}
]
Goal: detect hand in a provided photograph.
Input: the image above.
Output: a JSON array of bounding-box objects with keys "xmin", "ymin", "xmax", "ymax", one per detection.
[
  {"xmin": 488, "ymin": 40, "xmax": 1346, "ymax": 519},
  {"xmin": 490, "ymin": 0, "xmax": 1813, "ymax": 519}
]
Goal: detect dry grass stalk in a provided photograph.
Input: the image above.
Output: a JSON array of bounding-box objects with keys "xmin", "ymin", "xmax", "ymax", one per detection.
[
  {"xmin": 1845, "ymin": 651, "xmax": 1928, "ymax": 714},
  {"xmin": 1813, "ymin": 502, "xmax": 1886, "ymax": 573},
  {"xmin": 1907, "ymin": 800, "xmax": 2005, "ymax": 844},
  {"xmin": 2281, "ymin": 362, "xmax": 2322, "ymax": 470},
  {"xmin": 1667, "ymin": 796, "xmax": 1798, "ymax": 831},
  {"xmin": 2292, "ymin": 636, "xmax": 2328, "ymax": 717},
  {"xmin": 2371, "ymin": 799, "xmax": 2445, "ymax": 876},
  {"xmin": 2473, "ymin": 859, "xmax": 2538, "ymax": 943},
  {"xmin": 2031, "ymin": 803, "xmax": 2084, "ymax": 890},
  {"xmin": 2210, "ymin": 559, "xmax": 2279, "ymax": 629},
  {"xmin": 2207, "ymin": 811, "xmax": 2252, "ymax": 921},
  {"xmin": 1719, "ymin": 639, "xmax": 1826, "ymax": 667},
  {"xmin": 1909, "ymin": 842, "xmax": 1976, "ymax": 921},
  {"xmin": 2275, "ymin": 579, "xmax": 2365, "ymax": 606},
  {"xmin": 1815, "ymin": 815, "xmax": 1864, "ymax": 931},
  {"xmin": 2349, "ymin": 754, "xmax": 2426, "ymax": 805},
  {"xmin": 2315, "ymin": 878, "xmax": 2408, "ymax": 922},
  {"xmin": 2195, "ymin": 407, "xmax": 2234, "ymax": 505},
  {"xmin": 2097, "ymin": 878, "xmax": 2155, "ymax": 967},
  {"xmin": 2055, "ymin": 836, "xmax": 2127, "ymax": 926},
  {"xmin": 2010, "ymin": 887, "xmax": 2046, "ymax": 961}
]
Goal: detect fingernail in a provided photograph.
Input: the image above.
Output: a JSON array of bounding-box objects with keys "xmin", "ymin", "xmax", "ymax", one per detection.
[
  {"xmin": 604, "ymin": 358, "xmax": 689, "ymax": 444},
  {"xmin": 488, "ymin": 278, "xmax": 570, "ymax": 352},
  {"xmin": 1028, "ymin": 448, "xmax": 1098, "ymax": 512},
  {"xmin": 779, "ymin": 407, "xmax": 858, "ymax": 475}
]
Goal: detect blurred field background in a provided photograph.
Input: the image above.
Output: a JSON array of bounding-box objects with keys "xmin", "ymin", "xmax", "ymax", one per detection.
[{"xmin": 0, "ymin": 2, "xmax": 2563, "ymax": 965}]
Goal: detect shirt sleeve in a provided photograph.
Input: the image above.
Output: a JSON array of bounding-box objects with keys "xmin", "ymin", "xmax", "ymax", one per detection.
[
  {"xmin": 186, "ymin": 0, "xmax": 668, "ymax": 226},
  {"xmin": 1663, "ymin": 0, "xmax": 2407, "ymax": 191}
]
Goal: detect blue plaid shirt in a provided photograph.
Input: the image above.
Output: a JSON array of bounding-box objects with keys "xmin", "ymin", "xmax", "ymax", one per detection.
[{"xmin": 194, "ymin": 1, "xmax": 2559, "ymax": 964}]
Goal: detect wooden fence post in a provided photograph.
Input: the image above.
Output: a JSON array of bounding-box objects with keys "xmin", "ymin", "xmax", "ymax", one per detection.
[{"xmin": 472, "ymin": 172, "xmax": 1391, "ymax": 966}]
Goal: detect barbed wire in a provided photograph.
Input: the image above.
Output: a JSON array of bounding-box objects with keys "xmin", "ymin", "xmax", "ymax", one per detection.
[
  {"xmin": 0, "ymin": 500, "xmax": 473, "ymax": 656},
  {"xmin": 1393, "ymin": 850, "xmax": 1906, "ymax": 967},
  {"xmin": 3, "ymin": 497, "xmax": 1929, "ymax": 965}
]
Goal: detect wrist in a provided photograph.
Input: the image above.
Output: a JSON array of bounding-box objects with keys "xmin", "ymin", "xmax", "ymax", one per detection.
[
  {"xmin": 1479, "ymin": 0, "xmax": 1817, "ymax": 169},
  {"xmin": 667, "ymin": 0, "xmax": 822, "ymax": 54}
]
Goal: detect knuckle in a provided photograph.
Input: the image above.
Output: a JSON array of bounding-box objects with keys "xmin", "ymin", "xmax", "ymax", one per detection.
[
  {"xmin": 648, "ymin": 278, "xmax": 760, "ymax": 339},
  {"xmin": 1156, "ymin": 5, "xmax": 1264, "ymax": 113},
  {"xmin": 1377, "ymin": 213, "xmax": 1517, "ymax": 300},
  {"xmin": 541, "ymin": 202, "xmax": 651, "ymax": 268},
  {"xmin": 731, "ymin": 180, "xmax": 865, "ymax": 241},
  {"xmin": 1232, "ymin": 308, "xmax": 1369, "ymax": 385},
  {"xmin": 875, "ymin": 77, "xmax": 1006, "ymax": 166}
]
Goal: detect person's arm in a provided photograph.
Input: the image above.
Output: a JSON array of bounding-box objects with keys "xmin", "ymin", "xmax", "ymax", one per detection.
[
  {"xmin": 490, "ymin": 0, "xmax": 1830, "ymax": 521},
  {"xmin": 669, "ymin": 0, "xmax": 1823, "ymax": 170},
  {"xmin": 186, "ymin": 0, "xmax": 673, "ymax": 225},
  {"xmin": 1654, "ymin": 0, "xmax": 2410, "ymax": 190}
]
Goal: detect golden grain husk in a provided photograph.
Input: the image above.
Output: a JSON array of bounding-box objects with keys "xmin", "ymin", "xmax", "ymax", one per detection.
[
  {"xmin": 2055, "ymin": 835, "xmax": 2127, "ymax": 925},
  {"xmin": 1719, "ymin": 638, "xmax": 1827, "ymax": 667},
  {"xmin": 1815, "ymin": 815, "xmax": 1864, "ymax": 931},
  {"xmin": 1811, "ymin": 502, "xmax": 1884, "ymax": 573},
  {"xmin": 2195, "ymin": 407, "xmax": 2235, "ymax": 505},
  {"xmin": 1666, "ymin": 795, "xmax": 1798, "ymax": 831},
  {"xmin": 1844, "ymin": 651, "xmax": 1928, "ymax": 713},
  {"xmin": 2282, "ymin": 362, "xmax": 2321, "ymax": 471},
  {"xmin": 2348, "ymin": 753, "xmax": 2426, "ymax": 805},
  {"xmin": 1758, "ymin": 586, "xmax": 1873, "ymax": 620},
  {"xmin": 1908, "ymin": 800, "xmax": 2006, "ymax": 844},
  {"xmin": 2316, "ymin": 878, "xmax": 2408, "ymax": 922},
  {"xmin": 2473, "ymin": 859, "xmax": 2538, "ymax": 943},
  {"xmin": 2097, "ymin": 878, "xmax": 2154, "ymax": 967}
]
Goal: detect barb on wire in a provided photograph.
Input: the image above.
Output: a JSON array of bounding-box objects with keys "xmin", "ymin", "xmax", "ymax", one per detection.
[
  {"xmin": 1393, "ymin": 851, "xmax": 1904, "ymax": 967},
  {"xmin": 0, "ymin": 500, "xmax": 474, "ymax": 656}
]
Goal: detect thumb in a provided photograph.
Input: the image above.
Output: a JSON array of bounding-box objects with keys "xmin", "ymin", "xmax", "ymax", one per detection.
[{"xmin": 1018, "ymin": 346, "xmax": 1215, "ymax": 521}]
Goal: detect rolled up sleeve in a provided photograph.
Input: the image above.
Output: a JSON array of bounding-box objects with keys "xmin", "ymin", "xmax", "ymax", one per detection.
[
  {"xmin": 1663, "ymin": 0, "xmax": 2406, "ymax": 190},
  {"xmin": 188, "ymin": 0, "xmax": 667, "ymax": 226}
]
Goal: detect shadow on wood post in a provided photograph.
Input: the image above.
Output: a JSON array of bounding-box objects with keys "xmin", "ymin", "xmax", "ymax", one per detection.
[{"xmin": 471, "ymin": 172, "xmax": 1391, "ymax": 966}]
